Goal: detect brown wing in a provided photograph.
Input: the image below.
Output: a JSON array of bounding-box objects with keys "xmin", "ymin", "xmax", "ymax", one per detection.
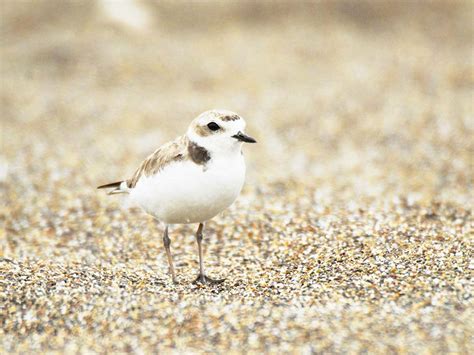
[{"xmin": 127, "ymin": 135, "xmax": 188, "ymax": 188}]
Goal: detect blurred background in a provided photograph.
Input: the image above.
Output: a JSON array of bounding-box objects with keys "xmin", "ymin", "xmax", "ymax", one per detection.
[
  {"xmin": 2, "ymin": 0, "xmax": 472, "ymax": 202},
  {"xmin": 1, "ymin": 1, "xmax": 473, "ymax": 353}
]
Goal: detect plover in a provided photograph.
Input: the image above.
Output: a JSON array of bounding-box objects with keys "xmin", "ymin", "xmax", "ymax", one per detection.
[{"xmin": 98, "ymin": 110, "xmax": 256, "ymax": 284}]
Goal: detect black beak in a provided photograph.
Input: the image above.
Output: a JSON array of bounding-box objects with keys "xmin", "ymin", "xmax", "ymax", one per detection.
[{"xmin": 232, "ymin": 131, "xmax": 257, "ymax": 143}]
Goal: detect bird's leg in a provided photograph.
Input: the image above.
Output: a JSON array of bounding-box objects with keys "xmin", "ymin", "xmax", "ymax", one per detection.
[
  {"xmin": 193, "ymin": 223, "xmax": 225, "ymax": 285},
  {"xmin": 163, "ymin": 225, "xmax": 177, "ymax": 283}
]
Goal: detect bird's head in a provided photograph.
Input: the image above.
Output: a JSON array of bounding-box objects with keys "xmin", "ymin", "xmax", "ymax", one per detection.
[{"xmin": 187, "ymin": 109, "xmax": 256, "ymax": 154}]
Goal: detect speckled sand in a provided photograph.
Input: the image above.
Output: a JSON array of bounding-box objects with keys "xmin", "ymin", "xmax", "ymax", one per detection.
[{"xmin": 1, "ymin": 2, "xmax": 473, "ymax": 353}]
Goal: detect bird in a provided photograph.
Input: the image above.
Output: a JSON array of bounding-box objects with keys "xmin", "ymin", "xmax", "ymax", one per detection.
[{"xmin": 97, "ymin": 109, "xmax": 256, "ymax": 284}]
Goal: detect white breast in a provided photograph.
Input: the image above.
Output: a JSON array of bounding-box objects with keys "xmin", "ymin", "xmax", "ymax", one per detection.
[{"xmin": 129, "ymin": 153, "xmax": 246, "ymax": 224}]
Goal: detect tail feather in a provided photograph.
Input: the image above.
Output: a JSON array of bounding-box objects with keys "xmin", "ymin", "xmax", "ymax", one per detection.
[
  {"xmin": 97, "ymin": 181, "xmax": 123, "ymax": 189},
  {"xmin": 97, "ymin": 181, "xmax": 129, "ymax": 195}
]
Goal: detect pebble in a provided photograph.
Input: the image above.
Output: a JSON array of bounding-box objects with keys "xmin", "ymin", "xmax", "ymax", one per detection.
[{"xmin": 1, "ymin": 3, "xmax": 472, "ymax": 353}]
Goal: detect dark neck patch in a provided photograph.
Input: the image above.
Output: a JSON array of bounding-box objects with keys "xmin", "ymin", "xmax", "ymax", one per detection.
[{"xmin": 188, "ymin": 141, "xmax": 211, "ymax": 165}]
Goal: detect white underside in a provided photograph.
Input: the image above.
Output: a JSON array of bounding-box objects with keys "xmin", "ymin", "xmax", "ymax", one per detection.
[{"xmin": 129, "ymin": 153, "xmax": 246, "ymax": 224}]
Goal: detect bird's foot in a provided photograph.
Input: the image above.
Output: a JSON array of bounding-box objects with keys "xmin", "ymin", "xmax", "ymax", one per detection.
[{"xmin": 193, "ymin": 273, "xmax": 225, "ymax": 285}]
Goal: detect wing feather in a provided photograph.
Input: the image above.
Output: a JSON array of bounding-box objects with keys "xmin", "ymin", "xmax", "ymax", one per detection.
[{"xmin": 126, "ymin": 135, "xmax": 188, "ymax": 188}]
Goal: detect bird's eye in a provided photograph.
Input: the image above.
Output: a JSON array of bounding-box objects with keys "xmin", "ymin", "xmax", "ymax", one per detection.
[{"xmin": 207, "ymin": 122, "xmax": 220, "ymax": 131}]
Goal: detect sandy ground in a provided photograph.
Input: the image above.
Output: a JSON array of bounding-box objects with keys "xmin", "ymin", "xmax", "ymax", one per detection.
[{"xmin": 1, "ymin": 1, "xmax": 473, "ymax": 353}]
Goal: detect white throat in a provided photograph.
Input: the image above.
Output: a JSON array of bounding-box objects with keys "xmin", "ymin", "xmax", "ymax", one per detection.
[{"xmin": 187, "ymin": 133, "xmax": 243, "ymax": 159}]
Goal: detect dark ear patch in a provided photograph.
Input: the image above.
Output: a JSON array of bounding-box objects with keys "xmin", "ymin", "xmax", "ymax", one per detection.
[
  {"xmin": 188, "ymin": 141, "xmax": 211, "ymax": 165},
  {"xmin": 221, "ymin": 114, "xmax": 240, "ymax": 121},
  {"xmin": 195, "ymin": 125, "xmax": 211, "ymax": 137}
]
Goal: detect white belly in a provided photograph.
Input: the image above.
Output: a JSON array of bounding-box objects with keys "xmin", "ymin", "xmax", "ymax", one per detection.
[{"xmin": 129, "ymin": 155, "xmax": 246, "ymax": 224}]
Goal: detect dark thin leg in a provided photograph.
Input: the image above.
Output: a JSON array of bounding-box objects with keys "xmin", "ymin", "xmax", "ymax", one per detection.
[
  {"xmin": 193, "ymin": 223, "xmax": 225, "ymax": 285},
  {"xmin": 163, "ymin": 225, "xmax": 177, "ymax": 283},
  {"xmin": 196, "ymin": 223, "xmax": 205, "ymax": 277}
]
